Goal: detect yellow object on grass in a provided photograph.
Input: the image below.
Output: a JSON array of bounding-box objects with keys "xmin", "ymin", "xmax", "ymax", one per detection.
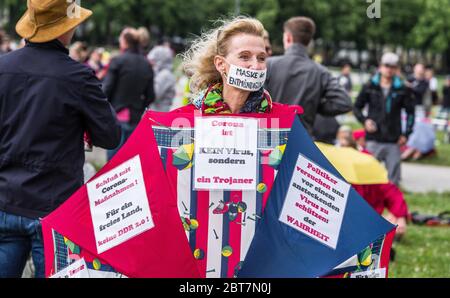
[{"xmin": 315, "ymin": 142, "xmax": 388, "ymax": 185}]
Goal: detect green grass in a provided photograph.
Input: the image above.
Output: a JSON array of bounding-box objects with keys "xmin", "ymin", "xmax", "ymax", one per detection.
[
  {"xmin": 389, "ymin": 192, "xmax": 450, "ymax": 278},
  {"xmin": 344, "ymin": 121, "xmax": 363, "ymax": 131}
]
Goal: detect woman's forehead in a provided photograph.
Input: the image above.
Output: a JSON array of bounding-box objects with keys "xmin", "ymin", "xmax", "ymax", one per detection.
[{"xmin": 227, "ymin": 34, "xmax": 266, "ymax": 54}]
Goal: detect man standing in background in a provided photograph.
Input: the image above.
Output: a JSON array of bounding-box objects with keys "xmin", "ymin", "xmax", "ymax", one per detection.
[
  {"xmin": 265, "ymin": 16, "xmax": 352, "ymax": 136},
  {"xmin": 338, "ymin": 63, "xmax": 353, "ymax": 95},
  {"xmin": 407, "ymin": 63, "xmax": 428, "ymax": 116},
  {"xmin": 354, "ymin": 53, "xmax": 415, "ymax": 185}
]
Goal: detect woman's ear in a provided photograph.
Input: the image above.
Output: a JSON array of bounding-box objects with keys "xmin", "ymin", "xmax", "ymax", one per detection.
[{"xmin": 214, "ymin": 55, "xmax": 227, "ymax": 76}]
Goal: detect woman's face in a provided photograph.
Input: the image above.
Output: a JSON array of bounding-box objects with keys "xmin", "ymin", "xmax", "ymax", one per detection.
[{"xmin": 215, "ymin": 33, "xmax": 267, "ymax": 78}]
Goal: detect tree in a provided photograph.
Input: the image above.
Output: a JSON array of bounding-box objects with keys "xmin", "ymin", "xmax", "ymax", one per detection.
[
  {"xmin": 410, "ymin": 0, "xmax": 450, "ymax": 71},
  {"xmin": 1, "ymin": 0, "xmax": 27, "ymax": 36},
  {"xmin": 1, "ymin": 0, "xmax": 449, "ymax": 71},
  {"xmin": 240, "ymin": 0, "xmax": 279, "ymax": 34}
]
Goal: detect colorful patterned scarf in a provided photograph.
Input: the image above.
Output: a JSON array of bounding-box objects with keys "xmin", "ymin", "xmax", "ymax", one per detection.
[{"xmin": 192, "ymin": 83, "xmax": 273, "ymax": 114}]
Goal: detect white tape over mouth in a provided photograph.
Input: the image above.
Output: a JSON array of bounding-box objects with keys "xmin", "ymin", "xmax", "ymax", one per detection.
[{"xmin": 227, "ymin": 64, "xmax": 267, "ymax": 92}]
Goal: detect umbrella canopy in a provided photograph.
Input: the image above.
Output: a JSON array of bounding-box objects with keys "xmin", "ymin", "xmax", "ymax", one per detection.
[
  {"xmin": 315, "ymin": 142, "xmax": 388, "ymax": 185},
  {"xmin": 172, "ymin": 143, "xmax": 194, "ymax": 170},
  {"xmin": 268, "ymin": 144, "xmax": 286, "ymax": 168}
]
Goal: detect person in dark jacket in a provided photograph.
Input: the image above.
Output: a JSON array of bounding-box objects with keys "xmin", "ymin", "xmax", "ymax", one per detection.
[
  {"xmin": 406, "ymin": 63, "xmax": 428, "ymax": 110},
  {"xmin": 265, "ymin": 16, "xmax": 352, "ymax": 135},
  {"xmin": 312, "ymin": 115, "xmax": 340, "ymax": 145},
  {"xmin": 103, "ymin": 27, "xmax": 155, "ymax": 160},
  {"xmin": 338, "ymin": 63, "xmax": 353, "ymax": 94},
  {"xmin": 442, "ymin": 75, "xmax": 450, "ymax": 111},
  {"xmin": 442, "ymin": 76, "xmax": 450, "ymax": 143},
  {"xmin": 354, "ymin": 52, "xmax": 415, "ymax": 185},
  {"xmin": 0, "ymin": 0, "xmax": 121, "ymax": 278}
]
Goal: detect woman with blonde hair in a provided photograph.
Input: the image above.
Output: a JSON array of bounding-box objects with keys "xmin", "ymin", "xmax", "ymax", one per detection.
[
  {"xmin": 173, "ymin": 17, "xmax": 300, "ymax": 115},
  {"xmin": 162, "ymin": 17, "xmax": 302, "ymax": 278},
  {"xmin": 137, "ymin": 26, "xmax": 151, "ymax": 54}
]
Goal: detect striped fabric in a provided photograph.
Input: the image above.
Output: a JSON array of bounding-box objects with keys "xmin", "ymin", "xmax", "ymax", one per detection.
[{"xmin": 154, "ymin": 124, "xmax": 287, "ymax": 278}]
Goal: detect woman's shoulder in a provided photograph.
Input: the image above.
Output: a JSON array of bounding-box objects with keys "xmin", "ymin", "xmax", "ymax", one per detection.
[
  {"xmin": 169, "ymin": 104, "xmax": 197, "ymax": 113},
  {"xmin": 170, "ymin": 102, "xmax": 304, "ymax": 115},
  {"xmin": 271, "ymin": 102, "xmax": 304, "ymax": 115}
]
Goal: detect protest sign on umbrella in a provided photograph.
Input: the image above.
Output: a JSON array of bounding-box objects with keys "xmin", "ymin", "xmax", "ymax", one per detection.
[
  {"xmin": 42, "ymin": 115, "xmax": 200, "ymax": 278},
  {"xmin": 238, "ymin": 117, "xmax": 396, "ymax": 278}
]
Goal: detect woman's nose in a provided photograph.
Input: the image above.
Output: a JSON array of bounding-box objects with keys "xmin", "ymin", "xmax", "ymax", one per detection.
[{"xmin": 247, "ymin": 58, "xmax": 265, "ymax": 70}]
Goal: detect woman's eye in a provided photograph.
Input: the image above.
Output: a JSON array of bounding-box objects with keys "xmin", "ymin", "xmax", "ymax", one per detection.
[
  {"xmin": 258, "ymin": 56, "xmax": 266, "ymax": 62},
  {"xmin": 239, "ymin": 55, "xmax": 250, "ymax": 60}
]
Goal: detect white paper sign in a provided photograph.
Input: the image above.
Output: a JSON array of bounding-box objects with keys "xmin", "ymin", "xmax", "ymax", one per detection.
[
  {"xmin": 279, "ymin": 154, "xmax": 350, "ymax": 249},
  {"xmin": 194, "ymin": 117, "xmax": 258, "ymax": 190},
  {"xmin": 51, "ymin": 258, "xmax": 90, "ymax": 278},
  {"xmin": 351, "ymin": 268, "xmax": 387, "ymax": 278},
  {"xmin": 87, "ymin": 155, "xmax": 154, "ymax": 254}
]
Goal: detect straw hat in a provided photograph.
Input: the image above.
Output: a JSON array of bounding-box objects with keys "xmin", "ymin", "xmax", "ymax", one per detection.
[{"xmin": 16, "ymin": 0, "xmax": 92, "ymax": 43}]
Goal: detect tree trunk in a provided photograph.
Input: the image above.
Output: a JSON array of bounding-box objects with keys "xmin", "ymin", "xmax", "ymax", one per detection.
[
  {"xmin": 323, "ymin": 42, "xmax": 334, "ymax": 65},
  {"xmin": 7, "ymin": 3, "xmax": 24, "ymax": 35},
  {"xmin": 0, "ymin": 2, "xmax": 3, "ymax": 25},
  {"xmin": 105, "ymin": 9, "xmax": 112, "ymax": 46},
  {"xmin": 445, "ymin": 47, "xmax": 450, "ymax": 74}
]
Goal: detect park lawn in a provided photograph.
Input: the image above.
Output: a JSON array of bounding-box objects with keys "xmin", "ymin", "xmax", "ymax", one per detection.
[
  {"xmin": 344, "ymin": 120, "xmax": 363, "ymax": 130},
  {"xmin": 389, "ymin": 192, "xmax": 450, "ymax": 278}
]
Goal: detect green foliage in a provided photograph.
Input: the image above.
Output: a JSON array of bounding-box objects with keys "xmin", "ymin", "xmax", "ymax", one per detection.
[
  {"xmin": 1, "ymin": 0, "xmax": 449, "ymax": 62},
  {"xmin": 410, "ymin": 0, "xmax": 450, "ymax": 53},
  {"xmin": 241, "ymin": 0, "xmax": 279, "ymax": 33},
  {"xmin": 363, "ymin": 0, "xmax": 424, "ymax": 48}
]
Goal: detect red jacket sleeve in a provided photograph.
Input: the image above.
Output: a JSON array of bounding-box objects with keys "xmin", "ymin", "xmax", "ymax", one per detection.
[
  {"xmin": 380, "ymin": 183, "xmax": 409, "ymax": 218},
  {"xmin": 352, "ymin": 184, "xmax": 384, "ymax": 215},
  {"xmin": 352, "ymin": 183, "xmax": 409, "ymax": 218}
]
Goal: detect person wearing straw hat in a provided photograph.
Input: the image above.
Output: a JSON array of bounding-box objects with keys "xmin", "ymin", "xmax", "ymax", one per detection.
[{"xmin": 0, "ymin": 0, "xmax": 121, "ymax": 277}]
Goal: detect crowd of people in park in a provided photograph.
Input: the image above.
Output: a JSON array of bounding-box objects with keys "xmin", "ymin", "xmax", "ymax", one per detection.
[{"xmin": 1, "ymin": 0, "xmax": 450, "ymax": 278}]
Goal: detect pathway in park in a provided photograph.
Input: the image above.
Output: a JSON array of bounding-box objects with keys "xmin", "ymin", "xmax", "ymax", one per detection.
[{"xmin": 401, "ymin": 163, "xmax": 450, "ymax": 193}]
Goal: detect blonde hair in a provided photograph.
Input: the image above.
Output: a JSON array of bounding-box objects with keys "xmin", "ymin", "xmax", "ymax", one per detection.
[
  {"xmin": 137, "ymin": 26, "xmax": 150, "ymax": 49},
  {"xmin": 263, "ymin": 29, "xmax": 270, "ymax": 40},
  {"xmin": 182, "ymin": 17, "xmax": 265, "ymax": 94}
]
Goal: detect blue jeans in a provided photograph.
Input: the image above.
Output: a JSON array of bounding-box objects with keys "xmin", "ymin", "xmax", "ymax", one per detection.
[
  {"xmin": 107, "ymin": 122, "xmax": 136, "ymax": 161},
  {"xmin": 0, "ymin": 210, "xmax": 44, "ymax": 278}
]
